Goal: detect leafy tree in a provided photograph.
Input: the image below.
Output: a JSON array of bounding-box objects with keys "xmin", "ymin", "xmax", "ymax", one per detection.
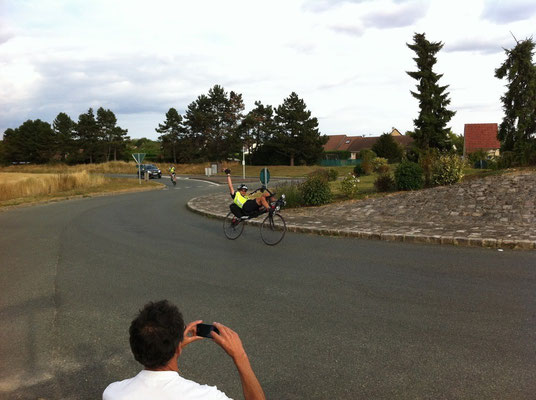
[
  {"xmin": 2, "ymin": 119, "xmax": 56, "ymax": 163},
  {"xmin": 407, "ymin": 33, "xmax": 456, "ymax": 151},
  {"xmin": 273, "ymin": 92, "xmax": 327, "ymax": 166},
  {"xmin": 448, "ymin": 131, "xmax": 464, "ymax": 155},
  {"xmin": 495, "ymin": 37, "xmax": 536, "ymax": 160},
  {"xmin": 52, "ymin": 112, "xmax": 76, "ymax": 161},
  {"xmin": 372, "ymin": 133, "xmax": 403, "ymax": 162},
  {"xmin": 156, "ymin": 108, "xmax": 187, "ymax": 163}
]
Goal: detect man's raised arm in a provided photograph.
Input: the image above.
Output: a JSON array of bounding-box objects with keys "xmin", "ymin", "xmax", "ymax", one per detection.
[{"xmin": 225, "ymin": 169, "xmax": 234, "ymax": 195}]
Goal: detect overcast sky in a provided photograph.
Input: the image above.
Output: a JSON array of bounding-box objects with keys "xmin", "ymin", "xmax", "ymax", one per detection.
[{"xmin": 1, "ymin": 0, "xmax": 536, "ymax": 141}]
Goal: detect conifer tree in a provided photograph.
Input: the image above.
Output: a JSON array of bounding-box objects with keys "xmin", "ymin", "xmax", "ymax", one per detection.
[
  {"xmin": 495, "ymin": 37, "xmax": 536, "ymax": 159},
  {"xmin": 407, "ymin": 33, "xmax": 456, "ymax": 151},
  {"xmin": 156, "ymin": 108, "xmax": 187, "ymax": 163},
  {"xmin": 274, "ymin": 92, "xmax": 326, "ymax": 166},
  {"xmin": 52, "ymin": 112, "xmax": 75, "ymax": 161}
]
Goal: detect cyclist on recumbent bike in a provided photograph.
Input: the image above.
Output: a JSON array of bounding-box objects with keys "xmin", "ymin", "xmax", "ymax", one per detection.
[{"xmin": 225, "ymin": 168, "xmax": 274, "ymax": 219}]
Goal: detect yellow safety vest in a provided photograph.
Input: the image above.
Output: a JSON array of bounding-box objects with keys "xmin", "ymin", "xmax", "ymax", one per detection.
[{"xmin": 233, "ymin": 191, "xmax": 248, "ymax": 208}]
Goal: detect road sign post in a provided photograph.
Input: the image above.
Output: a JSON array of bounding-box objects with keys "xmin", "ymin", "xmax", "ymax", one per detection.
[
  {"xmin": 260, "ymin": 167, "xmax": 270, "ymax": 188},
  {"xmin": 132, "ymin": 153, "xmax": 146, "ymax": 184}
]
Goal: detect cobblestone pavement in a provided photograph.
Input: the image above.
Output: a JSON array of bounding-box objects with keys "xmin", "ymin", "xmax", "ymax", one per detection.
[{"xmin": 187, "ymin": 171, "xmax": 536, "ymax": 250}]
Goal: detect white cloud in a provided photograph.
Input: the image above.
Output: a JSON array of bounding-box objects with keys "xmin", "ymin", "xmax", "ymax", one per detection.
[
  {"xmin": 1, "ymin": 0, "xmax": 535, "ymax": 140},
  {"xmin": 482, "ymin": 0, "xmax": 536, "ymax": 24}
]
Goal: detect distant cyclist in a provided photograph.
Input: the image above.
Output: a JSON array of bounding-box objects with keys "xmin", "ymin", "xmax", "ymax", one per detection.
[
  {"xmin": 169, "ymin": 165, "xmax": 176, "ymax": 185},
  {"xmin": 225, "ymin": 169, "xmax": 272, "ymax": 218}
]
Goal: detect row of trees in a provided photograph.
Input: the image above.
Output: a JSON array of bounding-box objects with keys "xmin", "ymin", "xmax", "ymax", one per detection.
[
  {"xmin": 405, "ymin": 32, "xmax": 536, "ymax": 165},
  {"xmin": 0, "ymin": 88, "xmax": 327, "ymax": 166},
  {"xmin": 156, "ymin": 86, "xmax": 326, "ymax": 166},
  {"xmin": 2, "ymin": 107, "xmax": 129, "ymax": 164}
]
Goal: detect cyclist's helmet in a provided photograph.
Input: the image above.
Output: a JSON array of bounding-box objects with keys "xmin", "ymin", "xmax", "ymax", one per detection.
[{"xmin": 237, "ymin": 184, "xmax": 248, "ymax": 191}]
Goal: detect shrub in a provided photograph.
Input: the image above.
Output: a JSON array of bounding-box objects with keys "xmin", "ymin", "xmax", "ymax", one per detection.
[
  {"xmin": 418, "ymin": 149, "xmax": 439, "ymax": 186},
  {"xmin": 372, "ymin": 157, "xmax": 388, "ymax": 172},
  {"xmin": 371, "ymin": 133, "xmax": 403, "ymax": 162},
  {"xmin": 359, "ymin": 149, "xmax": 377, "ymax": 161},
  {"xmin": 340, "ymin": 173, "xmax": 359, "ymax": 198},
  {"xmin": 307, "ymin": 169, "xmax": 330, "ymax": 181},
  {"xmin": 394, "ymin": 161, "xmax": 424, "ymax": 190},
  {"xmin": 361, "ymin": 160, "xmax": 373, "ymax": 175},
  {"xmin": 327, "ymin": 168, "xmax": 339, "ymax": 182},
  {"xmin": 353, "ymin": 164, "xmax": 364, "ymax": 177},
  {"xmin": 274, "ymin": 180, "xmax": 303, "ymax": 208},
  {"xmin": 431, "ymin": 153, "xmax": 465, "ymax": 186},
  {"xmin": 300, "ymin": 175, "xmax": 332, "ymax": 206},
  {"xmin": 374, "ymin": 174, "xmax": 396, "ymax": 192},
  {"xmin": 497, "ymin": 151, "xmax": 515, "ymax": 169},
  {"xmin": 376, "ymin": 164, "xmax": 391, "ymax": 174}
]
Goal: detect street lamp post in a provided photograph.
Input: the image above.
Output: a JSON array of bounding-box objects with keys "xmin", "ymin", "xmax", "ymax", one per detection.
[{"xmin": 242, "ymin": 145, "xmax": 246, "ymax": 180}]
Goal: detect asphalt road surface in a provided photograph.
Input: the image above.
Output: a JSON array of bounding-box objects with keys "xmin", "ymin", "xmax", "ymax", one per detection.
[{"xmin": 1, "ymin": 177, "xmax": 535, "ymax": 400}]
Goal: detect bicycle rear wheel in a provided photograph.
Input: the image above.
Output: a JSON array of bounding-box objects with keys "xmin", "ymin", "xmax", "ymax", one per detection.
[
  {"xmin": 260, "ymin": 213, "xmax": 286, "ymax": 245},
  {"xmin": 223, "ymin": 211, "xmax": 244, "ymax": 240}
]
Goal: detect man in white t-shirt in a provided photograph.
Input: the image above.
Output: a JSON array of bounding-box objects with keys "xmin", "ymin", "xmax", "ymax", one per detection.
[{"xmin": 103, "ymin": 300, "xmax": 265, "ymax": 400}]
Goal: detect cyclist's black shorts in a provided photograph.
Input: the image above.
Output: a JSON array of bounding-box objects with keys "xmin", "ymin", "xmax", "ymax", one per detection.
[{"xmin": 243, "ymin": 199, "xmax": 260, "ymax": 214}]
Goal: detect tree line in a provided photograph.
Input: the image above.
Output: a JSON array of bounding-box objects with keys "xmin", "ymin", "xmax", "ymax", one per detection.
[
  {"xmin": 1, "ymin": 34, "xmax": 534, "ymax": 167},
  {"xmin": 0, "ymin": 88, "xmax": 326, "ymax": 166},
  {"xmin": 156, "ymin": 87, "xmax": 326, "ymax": 166},
  {"xmin": 1, "ymin": 107, "xmax": 129, "ymax": 164}
]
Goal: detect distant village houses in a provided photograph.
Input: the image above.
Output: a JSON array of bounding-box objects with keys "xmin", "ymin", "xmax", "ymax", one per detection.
[{"xmin": 323, "ymin": 128, "xmax": 413, "ymax": 159}]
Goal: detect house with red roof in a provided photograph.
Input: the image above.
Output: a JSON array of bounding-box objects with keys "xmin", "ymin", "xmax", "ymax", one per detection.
[
  {"xmin": 463, "ymin": 123, "xmax": 500, "ymax": 157},
  {"xmin": 323, "ymin": 128, "xmax": 413, "ymax": 159}
]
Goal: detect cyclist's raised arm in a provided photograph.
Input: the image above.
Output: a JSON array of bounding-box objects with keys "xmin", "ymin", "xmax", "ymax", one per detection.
[{"xmin": 225, "ymin": 169, "xmax": 235, "ymax": 195}]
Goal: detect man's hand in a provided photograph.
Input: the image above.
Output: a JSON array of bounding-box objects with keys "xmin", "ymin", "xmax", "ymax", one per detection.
[
  {"xmin": 211, "ymin": 322, "xmax": 247, "ymax": 362},
  {"xmin": 179, "ymin": 320, "xmax": 204, "ymax": 351},
  {"xmin": 224, "ymin": 168, "xmax": 231, "ymax": 175}
]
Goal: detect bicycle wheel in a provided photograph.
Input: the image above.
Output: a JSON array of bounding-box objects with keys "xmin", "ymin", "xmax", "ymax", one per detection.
[
  {"xmin": 223, "ymin": 211, "xmax": 244, "ymax": 240},
  {"xmin": 260, "ymin": 212, "xmax": 286, "ymax": 245}
]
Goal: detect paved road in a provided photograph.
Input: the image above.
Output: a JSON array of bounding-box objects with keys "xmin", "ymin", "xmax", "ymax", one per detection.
[{"xmin": 1, "ymin": 178, "xmax": 535, "ymax": 399}]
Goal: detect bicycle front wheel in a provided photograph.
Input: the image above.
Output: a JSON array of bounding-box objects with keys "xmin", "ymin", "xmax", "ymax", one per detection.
[
  {"xmin": 260, "ymin": 213, "xmax": 286, "ymax": 245},
  {"xmin": 223, "ymin": 211, "xmax": 244, "ymax": 240}
]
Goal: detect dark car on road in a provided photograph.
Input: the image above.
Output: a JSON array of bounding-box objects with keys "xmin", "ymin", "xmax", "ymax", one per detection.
[{"xmin": 136, "ymin": 164, "xmax": 162, "ymax": 179}]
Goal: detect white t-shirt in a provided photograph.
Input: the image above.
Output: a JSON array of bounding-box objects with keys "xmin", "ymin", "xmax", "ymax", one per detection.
[{"xmin": 103, "ymin": 370, "xmax": 232, "ymax": 400}]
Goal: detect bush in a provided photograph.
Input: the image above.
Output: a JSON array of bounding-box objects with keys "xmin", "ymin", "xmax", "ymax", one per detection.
[
  {"xmin": 374, "ymin": 174, "xmax": 396, "ymax": 192},
  {"xmin": 431, "ymin": 153, "xmax": 465, "ymax": 186},
  {"xmin": 307, "ymin": 169, "xmax": 330, "ymax": 181},
  {"xmin": 361, "ymin": 160, "xmax": 373, "ymax": 175},
  {"xmin": 372, "ymin": 157, "xmax": 388, "ymax": 172},
  {"xmin": 418, "ymin": 149, "xmax": 439, "ymax": 186},
  {"xmin": 497, "ymin": 151, "xmax": 515, "ymax": 169},
  {"xmin": 326, "ymin": 168, "xmax": 339, "ymax": 182},
  {"xmin": 300, "ymin": 175, "xmax": 332, "ymax": 206},
  {"xmin": 340, "ymin": 173, "xmax": 359, "ymax": 198},
  {"xmin": 274, "ymin": 180, "xmax": 303, "ymax": 208},
  {"xmin": 359, "ymin": 149, "xmax": 377, "ymax": 161},
  {"xmin": 376, "ymin": 164, "xmax": 391, "ymax": 174},
  {"xmin": 353, "ymin": 164, "xmax": 364, "ymax": 176},
  {"xmin": 394, "ymin": 161, "xmax": 424, "ymax": 190}
]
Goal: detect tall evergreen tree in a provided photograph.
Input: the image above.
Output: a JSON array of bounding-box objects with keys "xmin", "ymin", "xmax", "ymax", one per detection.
[
  {"xmin": 96, "ymin": 107, "xmax": 118, "ymax": 162},
  {"xmin": 495, "ymin": 37, "xmax": 536, "ymax": 158},
  {"xmin": 156, "ymin": 108, "xmax": 187, "ymax": 163},
  {"xmin": 52, "ymin": 112, "xmax": 76, "ymax": 161},
  {"xmin": 184, "ymin": 85, "xmax": 244, "ymax": 161},
  {"xmin": 76, "ymin": 108, "xmax": 99, "ymax": 163},
  {"xmin": 273, "ymin": 92, "xmax": 326, "ymax": 166},
  {"xmin": 407, "ymin": 33, "xmax": 456, "ymax": 151}
]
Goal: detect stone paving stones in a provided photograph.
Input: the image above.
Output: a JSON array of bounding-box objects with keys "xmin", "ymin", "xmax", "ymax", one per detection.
[{"xmin": 187, "ymin": 171, "xmax": 536, "ymax": 250}]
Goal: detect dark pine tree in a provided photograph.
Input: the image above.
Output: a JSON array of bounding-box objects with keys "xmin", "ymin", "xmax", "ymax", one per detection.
[
  {"xmin": 495, "ymin": 37, "xmax": 536, "ymax": 158},
  {"xmin": 274, "ymin": 92, "xmax": 326, "ymax": 166},
  {"xmin": 407, "ymin": 33, "xmax": 456, "ymax": 151}
]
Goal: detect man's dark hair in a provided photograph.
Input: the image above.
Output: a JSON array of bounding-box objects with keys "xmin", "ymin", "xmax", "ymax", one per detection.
[{"xmin": 129, "ymin": 300, "xmax": 185, "ymax": 369}]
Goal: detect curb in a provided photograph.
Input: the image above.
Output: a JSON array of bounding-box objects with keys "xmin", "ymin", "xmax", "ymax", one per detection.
[{"xmin": 186, "ymin": 198, "xmax": 536, "ymax": 251}]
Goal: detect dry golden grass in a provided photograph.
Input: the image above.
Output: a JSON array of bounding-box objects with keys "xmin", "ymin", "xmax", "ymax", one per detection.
[{"xmin": 0, "ymin": 171, "xmax": 108, "ymax": 201}]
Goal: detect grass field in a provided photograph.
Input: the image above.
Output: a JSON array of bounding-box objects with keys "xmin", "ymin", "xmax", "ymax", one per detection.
[{"xmin": 0, "ymin": 171, "xmax": 161, "ymax": 208}]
